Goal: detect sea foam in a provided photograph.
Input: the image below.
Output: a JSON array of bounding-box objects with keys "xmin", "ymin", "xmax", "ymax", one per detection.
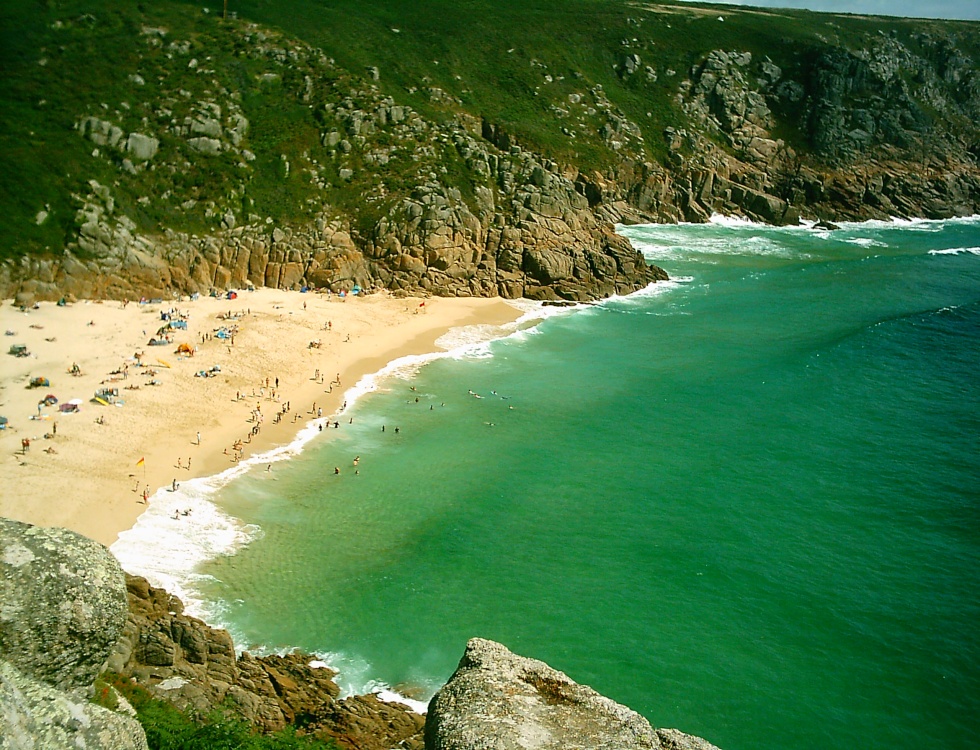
[
  {"xmin": 111, "ymin": 304, "xmax": 538, "ymax": 618},
  {"xmin": 929, "ymin": 246, "xmax": 980, "ymax": 256}
]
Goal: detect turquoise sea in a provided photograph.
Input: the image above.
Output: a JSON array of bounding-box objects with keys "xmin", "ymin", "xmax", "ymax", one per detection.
[{"xmin": 115, "ymin": 217, "xmax": 980, "ymax": 750}]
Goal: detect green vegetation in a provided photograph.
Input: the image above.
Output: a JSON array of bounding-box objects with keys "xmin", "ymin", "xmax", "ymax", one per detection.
[
  {"xmin": 93, "ymin": 672, "xmax": 338, "ymax": 750},
  {"xmin": 0, "ymin": 0, "xmax": 976, "ymax": 262}
]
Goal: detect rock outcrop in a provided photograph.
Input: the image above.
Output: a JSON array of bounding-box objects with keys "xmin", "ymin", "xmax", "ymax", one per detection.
[
  {"xmin": 425, "ymin": 638, "xmax": 719, "ymax": 750},
  {"xmin": 110, "ymin": 574, "xmax": 425, "ymax": 750},
  {"xmin": 0, "ymin": 518, "xmax": 147, "ymax": 750}
]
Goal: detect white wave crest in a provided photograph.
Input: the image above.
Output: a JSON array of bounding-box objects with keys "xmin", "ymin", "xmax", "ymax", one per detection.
[
  {"xmin": 707, "ymin": 212, "xmax": 764, "ymax": 227},
  {"xmin": 845, "ymin": 238, "xmax": 889, "ymax": 248},
  {"xmin": 929, "ymin": 247, "xmax": 980, "ymax": 256},
  {"xmin": 111, "ymin": 477, "xmax": 261, "ymax": 615}
]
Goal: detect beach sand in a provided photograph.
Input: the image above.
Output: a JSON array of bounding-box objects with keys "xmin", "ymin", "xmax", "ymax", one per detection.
[{"xmin": 0, "ymin": 290, "xmax": 521, "ymax": 547}]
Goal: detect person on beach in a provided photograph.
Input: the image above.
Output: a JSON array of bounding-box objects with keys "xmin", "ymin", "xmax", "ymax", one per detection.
[
  {"xmin": 196, "ymin": 431, "xmax": 201, "ymax": 445},
  {"xmin": 172, "ymin": 479, "xmax": 178, "ymax": 491}
]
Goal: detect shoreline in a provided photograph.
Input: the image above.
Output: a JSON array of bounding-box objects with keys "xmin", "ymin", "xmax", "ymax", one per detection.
[{"xmin": 0, "ymin": 289, "xmax": 523, "ymax": 548}]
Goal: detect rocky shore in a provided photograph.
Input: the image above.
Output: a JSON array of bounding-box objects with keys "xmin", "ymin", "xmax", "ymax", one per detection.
[
  {"xmin": 1, "ymin": 517, "xmax": 721, "ymax": 749},
  {"xmin": 3, "ymin": 5, "xmax": 977, "ymax": 304}
]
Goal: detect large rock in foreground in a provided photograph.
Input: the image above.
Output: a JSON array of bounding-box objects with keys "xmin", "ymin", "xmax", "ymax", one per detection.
[
  {"xmin": 0, "ymin": 519, "xmax": 128, "ymax": 692},
  {"xmin": 425, "ymin": 638, "xmax": 719, "ymax": 750},
  {"xmin": 0, "ymin": 660, "xmax": 147, "ymax": 750},
  {"xmin": 0, "ymin": 518, "xmax": 147, "ymax": 749}
]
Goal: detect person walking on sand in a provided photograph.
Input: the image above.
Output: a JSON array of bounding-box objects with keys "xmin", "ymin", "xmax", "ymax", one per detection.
[{"xmin": 196, "ymin": 431, "xmax": 201, "ymax": 445}]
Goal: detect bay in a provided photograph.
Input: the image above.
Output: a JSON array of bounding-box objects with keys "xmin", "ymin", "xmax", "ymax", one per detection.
[{"xmin": 194, "ymin": 217, "xmax": 980, "ymax": 750}]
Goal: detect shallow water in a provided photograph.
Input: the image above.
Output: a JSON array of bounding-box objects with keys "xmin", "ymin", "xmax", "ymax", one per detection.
[{"xmin": 119, "ymin": 217, "xmax": 980, "ymax": 750}]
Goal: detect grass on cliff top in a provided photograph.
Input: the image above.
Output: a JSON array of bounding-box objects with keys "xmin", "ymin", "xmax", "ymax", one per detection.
[
  {"xmin": 95, "ymin": 672, "xmax": 340, "ymax": 750},
  {"xmin": 1, "ymin": 0, "xmax": 977, "ymax": 262},
  {"xmin": 208, "ymin": 0, "xmax": 973, "ymax": 149}
]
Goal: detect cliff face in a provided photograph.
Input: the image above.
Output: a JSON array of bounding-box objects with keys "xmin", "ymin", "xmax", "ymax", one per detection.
[
  {"xmin": 1, "ymin": 2, "xmax": 977, "ymax": 301},
  {"xmin": 607, "ymin": 38, "xmax": 980, "ymax": 226}
]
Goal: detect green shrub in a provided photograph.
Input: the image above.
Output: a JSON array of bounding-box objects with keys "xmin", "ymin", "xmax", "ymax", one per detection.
[{"xmin": 94, "ymin": 673, "xmax": 338, "ymax": 750}]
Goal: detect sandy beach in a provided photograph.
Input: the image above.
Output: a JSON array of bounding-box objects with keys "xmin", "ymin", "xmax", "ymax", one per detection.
[{"xmin": 0, "ymin": 290, "xmax": 522, "ymax": 547}]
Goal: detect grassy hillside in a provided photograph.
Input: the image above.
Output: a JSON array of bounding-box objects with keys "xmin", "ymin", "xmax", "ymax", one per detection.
[{"xmin": 1, "ymin": 0, "xmax": 977, "ymax": 263}]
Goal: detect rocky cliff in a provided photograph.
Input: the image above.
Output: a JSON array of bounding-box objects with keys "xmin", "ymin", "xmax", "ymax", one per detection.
[
  {"xmin": 110, "ymin": 573, "xmax": 426, "ymax": 750},
  {"xmin": 1, "ymin": 2, "xmax": 977, "ymax": 302}
]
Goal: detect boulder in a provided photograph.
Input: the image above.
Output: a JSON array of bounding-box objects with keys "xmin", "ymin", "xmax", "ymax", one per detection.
[
  {"xmin": 0, "ymin": 518, "xmax": 146, "ymax": 749},
  {"xmin": 0, "ymin": 519, "xmax": 128, "ymax": 692},
  {"xmin": 0, "ymin": 660, "xmax": 147, "ymax": 750},
  {"xmin": 126, "ymin": 133, "xmax": 159, "ymax": 161},
  {"xmin": 187, "ymin": 136, "xmax": 222, "ymax": 155},
  {"xmin": 425, "ymin": 638, "xmax": 720, "ymax": 750}
]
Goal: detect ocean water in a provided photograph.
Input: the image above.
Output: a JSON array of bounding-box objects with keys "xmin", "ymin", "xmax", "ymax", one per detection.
[{"xmin": 114, "ymin": 216, "xmax": 980, "ymax": 750}]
